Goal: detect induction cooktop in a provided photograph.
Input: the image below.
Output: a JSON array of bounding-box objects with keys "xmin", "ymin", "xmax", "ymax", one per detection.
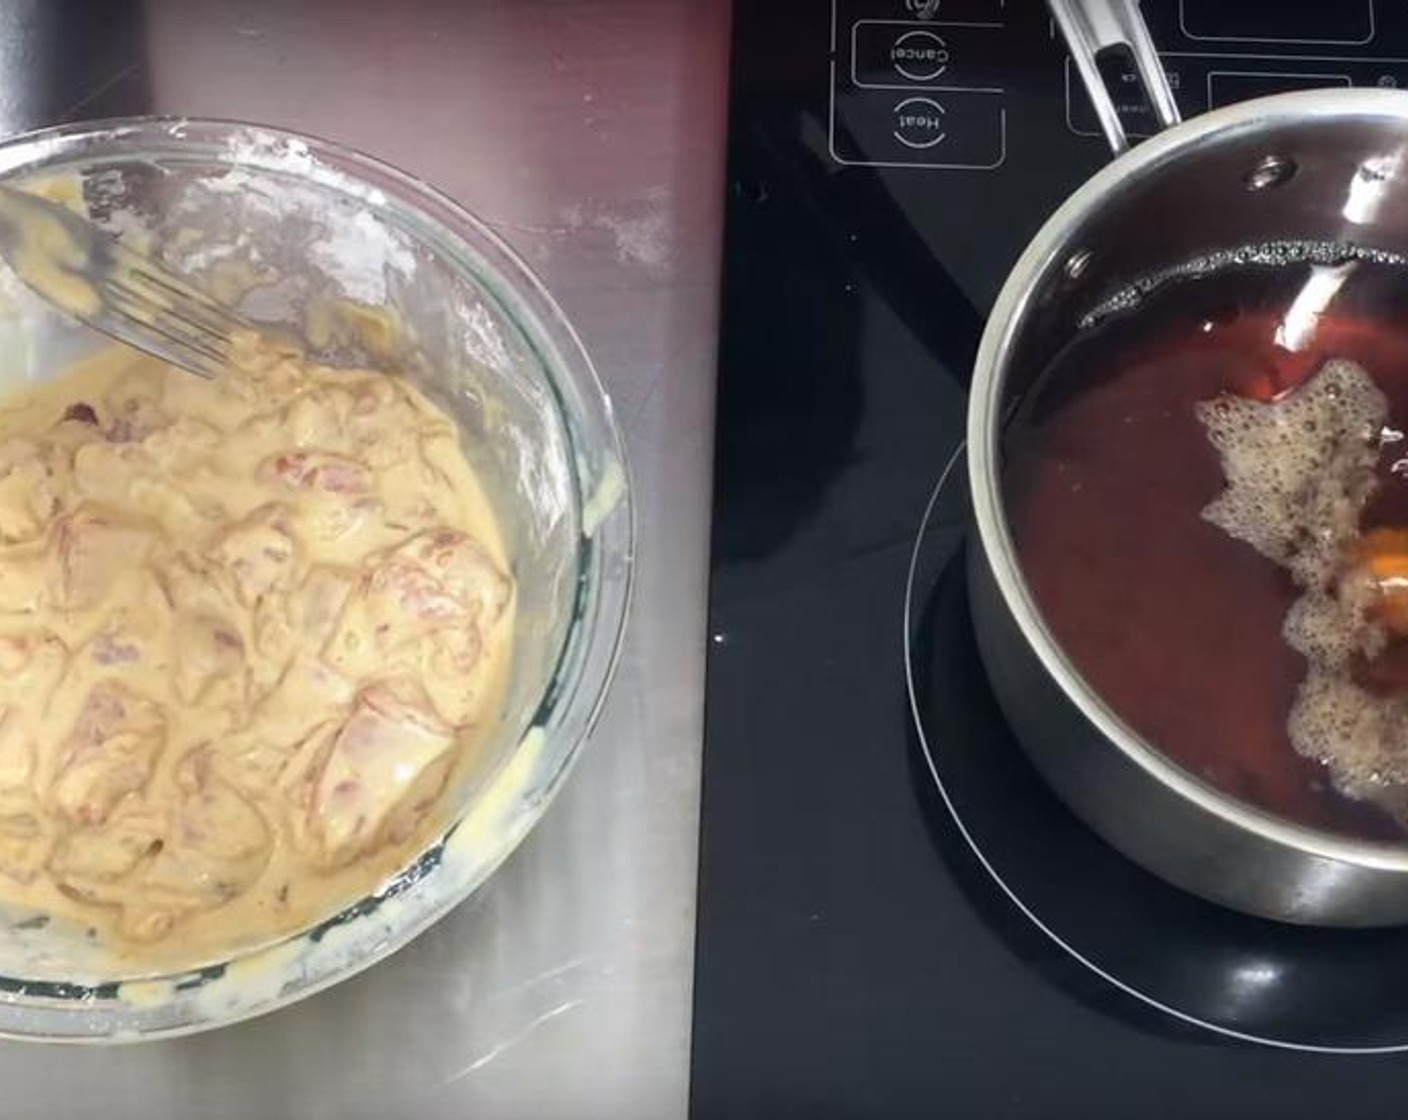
[{"xmin": 693, "ymin": 1, "xmax": 1408, "ymax": 1116}]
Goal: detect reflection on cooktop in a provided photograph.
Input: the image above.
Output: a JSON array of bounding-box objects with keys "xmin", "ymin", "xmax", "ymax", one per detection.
[{"xmin": 904, "ymin": 450, "xmax": 1408, "ymax": 1053}]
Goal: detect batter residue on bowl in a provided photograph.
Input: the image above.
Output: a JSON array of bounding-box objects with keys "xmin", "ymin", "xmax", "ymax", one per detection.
[{"xmin": 0, "ymin": 331, "xmax": 513, "ymax": 960}]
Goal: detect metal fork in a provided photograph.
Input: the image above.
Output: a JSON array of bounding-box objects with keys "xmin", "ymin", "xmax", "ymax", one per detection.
[{"xmin": 0, "ymin": 182, "xmax": 246, "ymax": 379}]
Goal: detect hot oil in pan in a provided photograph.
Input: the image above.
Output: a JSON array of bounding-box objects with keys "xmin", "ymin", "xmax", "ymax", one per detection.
[{"xmin": 1002, "ymin": 242, "xmax": 1408, "ymax": 844}]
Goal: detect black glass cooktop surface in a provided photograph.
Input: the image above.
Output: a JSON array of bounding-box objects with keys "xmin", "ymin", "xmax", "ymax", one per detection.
[
  {"xmin": 693, "ymin": 1, "xmax": 1408, "ymax": 1117},
  {"xmin": 905, "ymin": 451, "xmax": 1408, "ymax": 1054}
]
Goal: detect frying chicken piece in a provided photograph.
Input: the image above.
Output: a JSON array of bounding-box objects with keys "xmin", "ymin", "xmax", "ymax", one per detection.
[
  {"xmin": 50, "ymin": 505, "xmax": 153, "ymax": 611},
  {"xmin": 292, "ymin": 682, "xmax": 455, "ymax": 868},
  {"xmin": 49, "ymin": 683, "xmax": 166, "ymax": 826},
  {"xmin": 1351, "ymin": 527, "xmax": 1408, "ymax": 637},
  {"xmin": 210, "ymin": 504, "xmax": 299, "ymax": 607}
]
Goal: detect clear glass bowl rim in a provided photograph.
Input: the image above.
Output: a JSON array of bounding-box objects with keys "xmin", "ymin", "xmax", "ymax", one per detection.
[{"xmin": 0, "ymin": 114, "xmax": 636, "ymax": 1041}]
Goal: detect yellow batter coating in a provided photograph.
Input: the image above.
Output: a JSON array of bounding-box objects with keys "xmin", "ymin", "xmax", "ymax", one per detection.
[{"xmin": 0, "ymin": 331, "xmax": 513, "ymax": 963}]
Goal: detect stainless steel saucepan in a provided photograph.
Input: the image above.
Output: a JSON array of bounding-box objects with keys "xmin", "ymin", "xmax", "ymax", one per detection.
[{"xmin": 968, "ymin": 0, "xmax": 1408, "ymax": 926}]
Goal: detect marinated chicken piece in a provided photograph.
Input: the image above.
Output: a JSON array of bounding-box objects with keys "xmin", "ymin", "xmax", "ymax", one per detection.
[
  {"xmin": 50, "ymin": 505, "xmax": 153, "ymax": 610},
  {"xmin": 291, "ymin": 566, "xmax": 355, "ymax": 646},
  {"xmin": 252, "ymin": 654, "xmax": 354, "ymax": 754},
  {"xmin": 300, "ymin": 495, "xmax": 384, "ymax": 551},
  {"xmin": 326, "ymin": 529, "xmax": 509, "ymax": 724},
  {"xmin": 0, "ymin": 812, "xmax": 53, "ymax": 884},
  {"xmin": 0, "ymin": 709, "xmax": 35, "ymax": 791},
  {"xmin": 153, "ymin": 552, "xmax": 240, "ymax": 624},
  {"xmin": 71, "ymin": 439, "xmax": 153, "ymax": 502},
  {"xmin": 137, "ymin": 415, "xmax": 222, "ymax": 468},
  {"xmin": 0, "ymin": 541, "xmax": 48, "ymax": 615},
  {"xmin": 48, "ymin": 804, "xmax": 165, "ymax": 889},
  {"xmin": 84, "ymin": 575, "xmax": 174, "ymax": 674},
  {"xmin": 346, "ymin": 380, "xmax": 431, "ymax": 467},
  {"xmin": 216, "ymin": 651, "xmax": 354, "ymax": 802},
  {"xmin": 279, "ymin": 388, "xmax": 351, "ymax": 448},
  {"xmin": 423, "ymin": 628, "xmax": 495, "ymax": 728},
  {"xmin": 262, "ymin": 450, "xmax": 371, "ymax": 495},
  {"xmin": 73, "ymin": 439, "xmax": 215, "ymax": 540},
  {"xmin": 89, "ymin": 631, "xmax": 141, "ymax": 667},
  {"xmin": 172, "ymin": 612, "xmax": 247, "ymax": 710},
  {"xmin": 74, "ymin": 410, "xmax": 222, "ymax": 500},
  {"xmin": 327, "ymin": 529, "xmax": 509, "ymax": 684},
  {"xmin": 252, "ymin": 560, "xmax": 355, "ymax": 681},
  {"xmin": 259, "ymin": 445, "xmax": 385, "ymax": 551},
  {"xmin": 417, "ymin": 429, "xmax": 475, "ymax": 494},
  {"xmin": 0, "ymin": 632, "xmax": 66, "ymax": 708},
  {"xmin": 226, "ymin": 333, "xmax": 309, "ymax": 405},
  {"xmin": 0, "ymin": 437, "xmax": 66, "ymax": 541},
  {"xmin": 291, "ymin": 682, "xmax": 455, "ymax": 868},
  {"xmin": 211, "ymin": 504, "xmax": 299, "ymax": 607},
  {"xmin": 49, "ymin": 684, "xmax": 166, "ymax": 826},
  {"xmin": 133, "ymin": 751, "xmax": 272, "ymax": 911},
  {"xmin": 51, "ymin": 812, "xmax": 172, "ymax": 938},
  {"xmin": 403, "ymin": 529, "xmax": 511, "ymax": 625},
  {"xmin": 104, "ymin": 371, "xmax": 171, "ymax": 444},
  {"xmin": 50, "ymin": 754, "xmax": 273, "ymax": 941}
]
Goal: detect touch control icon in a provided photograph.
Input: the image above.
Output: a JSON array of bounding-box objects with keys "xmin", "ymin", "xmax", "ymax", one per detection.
[
  {"xmin": 892, "ymin": 30, "xmax": 949, "ymax": 82},
  {"xmin": 892, "ymin": 96, "xmax": 947, "ymax": 148}
]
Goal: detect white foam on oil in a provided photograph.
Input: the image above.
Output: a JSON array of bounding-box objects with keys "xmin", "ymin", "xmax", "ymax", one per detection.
[
  {"xmin": 1198, "ymin": 359, "xmax": 1386, "ymax": 584},
  {"xmin": 1198, "ymin": 359, "xmax": 1408, "ymax": 799}
]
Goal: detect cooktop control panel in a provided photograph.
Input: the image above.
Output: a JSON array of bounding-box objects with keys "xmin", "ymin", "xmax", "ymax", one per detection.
[{"xmin": 830, "ymin": 0, "xmax": 1408, "ymax": 171}]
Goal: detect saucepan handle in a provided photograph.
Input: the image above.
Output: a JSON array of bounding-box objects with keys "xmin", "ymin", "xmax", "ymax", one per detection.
[{"xmin": 1048, "ymin": 0, "xmax": 1181, "ymax": 155}]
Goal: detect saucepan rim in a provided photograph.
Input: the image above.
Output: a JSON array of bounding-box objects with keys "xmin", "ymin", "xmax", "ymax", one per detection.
[{"xmin": 969, "ymin": 87, "xmax": 1408, "ymax": 874}]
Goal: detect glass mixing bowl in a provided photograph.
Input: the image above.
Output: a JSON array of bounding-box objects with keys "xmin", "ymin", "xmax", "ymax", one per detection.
[{"xmin": 0, "ymin": 117, "xmax": 632, "ymax": 1039}]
